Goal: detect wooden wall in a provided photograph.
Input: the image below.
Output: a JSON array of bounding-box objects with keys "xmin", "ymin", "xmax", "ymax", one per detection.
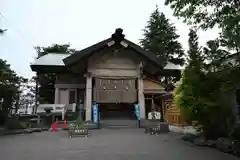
[
  {"xmin": 162, "ymin": 98, "xmax": 186, "ymax": 126},
  {"xmin": 55, "ymin": 74, "xmax": 85, "ymax": 84},
  {"xmin": 88, "ymin": 48, "xmax": 140, "ymax": 103},
  {"xmin": 88, "ymin": 48, "xmax": 140, "ymax": 77}
]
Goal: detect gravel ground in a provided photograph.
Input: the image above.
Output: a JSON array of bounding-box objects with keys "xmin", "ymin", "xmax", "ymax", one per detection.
[{"xmin": 0, "ymin": 129, "xmax": 238, "ymax": 160}]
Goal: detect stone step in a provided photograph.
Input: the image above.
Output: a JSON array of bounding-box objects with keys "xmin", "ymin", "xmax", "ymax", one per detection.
[
  {"xmin": 100, "ymin": 119, "xmax": 138, "ymax": 128},
  {"xmin": 104, "ymin": 125, "xmax": 135, "ymax": 129}
]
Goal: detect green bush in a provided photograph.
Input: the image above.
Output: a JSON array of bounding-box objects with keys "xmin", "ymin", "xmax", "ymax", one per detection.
[
  {"xmin": 74, "ymin": 119, "xmax": 84, "ymax": 126},
  {"xmin": 230, "ymin": 122, "xmax": 240, "ymax": 140},
  {"xmin": 6, "ymin": 118, "xmax": 28, "ymax": 130}
]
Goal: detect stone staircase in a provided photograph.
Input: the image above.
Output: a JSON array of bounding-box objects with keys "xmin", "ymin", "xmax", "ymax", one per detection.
[
  {"xmin": 100, "ymin": 119, "xmax": 139, "ymax": 129},
  {"xmin": 54, "ymin": 119, "xmax": 139, "ymax": 130}
]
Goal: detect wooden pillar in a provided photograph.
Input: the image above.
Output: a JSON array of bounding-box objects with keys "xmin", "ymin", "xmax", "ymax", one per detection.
[
  {"xmin": 151, "ymin": 95, "xmax": 156, "ymax": 120},
  {"xmin": 138, "ymin": 77, "xmax": 145, "ymax": 119},
  {"xmin": 34, "ymin": 72, "xmax": 39, "ymax": 114},
  {"xmin": 54, "ymin": 87, "xmax": 59, "ymax": 104},
  {"xmin": 151, "ymin": 95, "xmax": 155, "ymax": 111},
  {"xmin": 85, "ymin": 73, "xmax": 92, "ymax": 121},
  {"xmin": 160, "ymin": 99, "xmax": 164, "ymax": 122}
]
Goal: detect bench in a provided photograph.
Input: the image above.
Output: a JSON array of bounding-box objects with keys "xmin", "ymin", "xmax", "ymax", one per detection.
[{"xmin": 68, "ymin": 124, "xmax": 89, "ymax": 138}]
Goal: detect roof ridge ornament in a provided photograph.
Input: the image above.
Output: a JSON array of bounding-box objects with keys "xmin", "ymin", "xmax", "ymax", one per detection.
[
  {"xmin": 111, "ymin": 28, "xmax": 125, "ymax": 43},
  {"xmin": 108, "ymin": 28, "xmax": 128, "ymax": 48}
]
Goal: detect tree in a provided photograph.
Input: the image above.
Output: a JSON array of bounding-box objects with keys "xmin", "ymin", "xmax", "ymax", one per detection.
[
  {"xmin": 165, "ymin": 0, "xmax": 240, "ymax": 51},
  {"xmin": 174, "ymin": 29, "xmax": 204, "ymax": 121},
  {"xmin": 139, "ymin": 5, "xmax": 185, "ymax": 66},
  {"xmin": 35, "ymin": 44, "xmax": 75, "ymax": 58},
  {"xmin": 203, "ymin": 39, "xmax": 231, "ymax": 72},
  {"xmin": 16, "ymin": 77, "xmax": 36, "ymax": 114},
  {"xmin": 174, "ymin": 29, "xmax": 236, "ymax": 139},
  {"xmin": 35, "ymin": 44, "xmax": 75, "ymax": 104},
  {"xmin": 0, "ymin": 59, "xmax": 26, "ymax": 124},
  {"xmin": 165, "ymin": 0, "xmax": 240, "ymax": 139}
]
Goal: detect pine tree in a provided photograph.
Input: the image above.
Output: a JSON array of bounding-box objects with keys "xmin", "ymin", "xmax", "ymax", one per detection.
[
  {"xmin": 187, "ymin": 29, "xmax": 204, "ymax": 71},
  {"xmin": 174, "ymin": 29, "xmax": 204, "ymax": 121},
  {"xmin": 139, "ymin": 5, "xmax": 185, "ymax": 65}
]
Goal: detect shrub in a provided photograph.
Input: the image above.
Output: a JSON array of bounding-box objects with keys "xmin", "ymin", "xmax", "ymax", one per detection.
[
  {"xmin": 230, "ymin": 122, "xmax": 240, "ymax": 140},
  {"xmin": 6, "ymin": 118, "xmax": 28, "ymax": 130},
  {"xmin": 74, "ymin": 119, "xmax": 84, "ymax": 126}
]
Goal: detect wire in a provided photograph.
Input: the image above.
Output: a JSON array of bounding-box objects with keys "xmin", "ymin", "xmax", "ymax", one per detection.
[
  {"xmin": 0, "ymin": 12, "xmax": 35, "ymax": 47},
  {"xmin": 0, "ymin": 12, "xmax": 25, "ymax": 37},
  {"xmin": 0, "ymin": 12, "xmax": 37, "ymax": 78}
]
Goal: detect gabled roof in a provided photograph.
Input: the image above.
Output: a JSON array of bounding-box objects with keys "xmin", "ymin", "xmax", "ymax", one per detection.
[
  {"xmin": 145, "ymin": 78, "xmax": 167, "ymax": 88},
  {"xmin": 164, "ymin": 62, "xmax": 184, "ymax": 70},
  {"xmin": 31, "ymin": 53, "xmax": 70, "ymax": 66},
  {"xmin": 30, "ymin": 53, "xmax": 70, "ymax": 73},
  {"xmin": 30, "ymin": 29, "xmax": 183, "ymax": 74},
  {"xmin": 63, "ymin": 28, "xmax": 164, "ymax": 68},
  {"xmin": 30, "ymin": 53, "xmax": 182, "ymax": 73},
  {"xmin": 63, "ymin": 38, "xmax": 112, "ymax": 66}
]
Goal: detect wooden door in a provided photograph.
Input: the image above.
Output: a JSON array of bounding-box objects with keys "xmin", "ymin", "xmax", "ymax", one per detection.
[{"xmin": 59, "ymin": 89, "xmax": 69, "ymax": 104}]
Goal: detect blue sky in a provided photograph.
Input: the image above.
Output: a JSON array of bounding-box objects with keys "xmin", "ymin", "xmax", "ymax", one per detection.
[{"xmin": 0, "ymin": 0, "xmax": 219, "ymax": 78}]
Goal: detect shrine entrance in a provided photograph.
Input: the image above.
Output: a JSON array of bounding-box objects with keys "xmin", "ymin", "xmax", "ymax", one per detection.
[
  {"xmin": 99, "ymin": 103, "xmax": 135, "ymax": 120},
  {"xmin": 93, "ymin": 77, "xmax": 138, "ymax": 120}
]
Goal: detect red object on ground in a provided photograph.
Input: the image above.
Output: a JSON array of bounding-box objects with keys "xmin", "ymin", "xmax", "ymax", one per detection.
[
  {"xmin": 63, "ymin": 120, "xmax": 67, "ymax": 129},
  {"xmin": 55, "ymin": 120, "xmax": 59, "ymax": 130},
  {"xmin": 51, "ymin": 122, "xmax": 57, "ymax": 132}
]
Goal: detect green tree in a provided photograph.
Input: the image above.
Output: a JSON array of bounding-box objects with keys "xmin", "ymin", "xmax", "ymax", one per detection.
[
  {"xmin": 174, "ymin": 29, "xmax": 204, "ymax": 121},
  {"xmin": 174, "ymin": 29, "xmax": 236, "ymax": 139},
  {"xmin": 165, "ymin": 0, "xmax": 240, "ymax": 51},
  {"xmin": 17, "ymin": 77, "xmax": 36, "ymax": 114},
  {"xmin": 34, "ymin": 44, "xmax": 75, "ymax": 104},
  {"xmin": 35, "ymin": 44, "xmax": 75, "ymax": 58},
  {"xmin": 203, "ymin": 39, "xmax": 231, "ymax": 72},
  {"xmin": 139, "ymin": 5, "xmax": 185, "ymax": 65},
  {"xmin": 0, "ymin": 59, "xmax": 26, "ymax": 124}
]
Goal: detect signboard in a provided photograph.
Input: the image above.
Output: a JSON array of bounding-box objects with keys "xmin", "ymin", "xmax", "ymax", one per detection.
[
  {"xmin": 93, "ymin": 104, "xmax": 99, "ymax": 123},
  {"xmin": 134, "ymin": 104, "xmax": 140, "ymax": 120},
  {"xmin": 148, "ymin": 111, "xmax": 161, "ymax": 120}
]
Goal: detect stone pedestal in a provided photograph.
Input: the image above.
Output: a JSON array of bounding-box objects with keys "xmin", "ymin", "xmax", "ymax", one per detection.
[
  {"xmin": 141, "ymin": 120, "xmax": 170, "ymax": 133},
  {"xmin": 157, "ymin": 122, "xmax": 170, "ymax": 133}
]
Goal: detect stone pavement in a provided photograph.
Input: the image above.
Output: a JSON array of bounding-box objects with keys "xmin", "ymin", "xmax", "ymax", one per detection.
[{"xmin": 0, "ymin": 129, "xmax": 238, "ymax": 160}]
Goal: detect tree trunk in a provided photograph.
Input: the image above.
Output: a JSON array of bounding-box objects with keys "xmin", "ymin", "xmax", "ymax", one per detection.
[{"xmin": 3, "ymin": 100, "xmax": 11, "ymax": 125}]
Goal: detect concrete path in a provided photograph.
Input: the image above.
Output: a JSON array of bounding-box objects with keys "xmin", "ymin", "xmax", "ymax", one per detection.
[{"xmin": 0, "ymin": 129, "xmax": 238, "ymax": 160}]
